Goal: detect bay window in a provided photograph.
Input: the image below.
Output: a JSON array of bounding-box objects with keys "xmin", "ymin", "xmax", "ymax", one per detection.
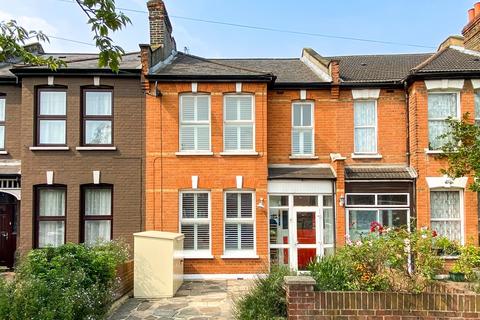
[
  {"xmin": 430, "ymin": 190, "xmax": 463, "ymax": 243},
  {"xmin": 475, "ymin": 92, "xmax": 480, "ymax": 126},
  {"xmin": 179, "ymin": 94, "xmax": 210, "ymax": 152},
  {"xmin": 35, "ymin": 186, "xmax": 66, "ymax": 248},
  {"xmin": 346, "ymin": 193, "xmax": 410, "ymax": 240},
  {"xmin": 37, "ymin": 89, "xmax": 67, "ymax": 145},
  {"xmin": 179, "ymin": 191, "xmax": 211, "ymax": 257},
  {"xmin": 82, "ymin": 89, "xmax": 113, "ymax": 145},
  {"xmin": 292, "ymin": 102, "xmax": 314, "ymax": 156},
  {"xmin": 81, "ymin": 185, "xmax": 113, "ymax": 245},
  {"xmin": 223, "ymin": 95, "xmax": 254, "ymax": 152},
  {"xmin": 224, "ymin": 191, "xmax": 255, "ymax": 256},
  {"xmin": 428, "ymin": 92, "xmax": 459, "ymax": 150},
  {"xmin": 354, "ymin": 100, "xmax": 377, "ymax": 154}
]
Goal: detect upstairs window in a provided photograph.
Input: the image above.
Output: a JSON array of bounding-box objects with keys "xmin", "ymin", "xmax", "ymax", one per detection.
[
  {"xmin": 180, "ymin": 191, "xmax": 210, "ymax": 257},
  {"xmin": 428, "ymin": 92, "xmax": 459, "ymax": 150},
  {"xmin": 179, "ymin": 95, "xmax": 210, "ymax": 152},
  {"xmin": 224, "ymin": 95, "xmax": 254, "ymax": 152},
  {"xmin": 83, "ymin": 90, "xmax": 113, "ymax": 145},
  {"xmin": 37, "ymin": 90, "xmax": 67, "ymax": 145},
  {"xmin": 35, "ymin": 186, "xmax": 66, "ymax": 248},
  {"xmin": 81, "ymin": 185, "xmax": 113, "ymax": 246},
  {"xmin": 224, "ymin": 191, "xmax": 255, "ymax": 255},
  {"xmin": 354, "ymin": 100, "xmax": 377, "ymax": 154},
  {"xmin": 292, "ymin": 102, "xmax": 314, "ymax": 156},
  {"xmin": 0, "ymin": 96, "xmax": 5, "ymax": 150}
]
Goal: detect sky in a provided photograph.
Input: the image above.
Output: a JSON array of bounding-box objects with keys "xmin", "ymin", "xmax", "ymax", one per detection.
[{"xmin": 0, "ymin": 0, "xmax": 477, "ymax": 58}]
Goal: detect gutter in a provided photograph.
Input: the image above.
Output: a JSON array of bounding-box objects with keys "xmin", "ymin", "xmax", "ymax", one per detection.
[
  {"xmin": 10, "ymin": 68, "xmax": 141, "ymax": 78},
  {"xmin": 145, "ymin": 74, "xmax": 275, "ymax": 82}
]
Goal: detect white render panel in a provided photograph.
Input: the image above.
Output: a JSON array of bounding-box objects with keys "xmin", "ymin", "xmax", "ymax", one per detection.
[
  {"xmin": 191, "ymin": 82, "xmax": 198, "ymax": 93},
  {"xmin": 471, "ymin": 79, "xmax": 480, "ymax": 90},
  {"xmin": 424, "ymin": 79, "xmax": 465, "ymax": 91},
  {"xmin": 426, "ymin": 176, "xmax": 468, "ymax": 189},
  {"xmin": 268, "ymin": 179, "xmax": 332, "ymax": 194},
  {"xmin": 300, "ymin": 89, "xmax": 307, "ymax": 100},
  {"xmin": 351, "ymin": 89, "xmax": 380, "ymax": 100},
  {"xmin": 235, "ymin": 82, "xmax": 242, "ymax": 93}
]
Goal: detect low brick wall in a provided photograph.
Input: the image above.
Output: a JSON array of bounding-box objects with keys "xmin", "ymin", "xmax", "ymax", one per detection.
[
  {"xmin": 284, "ymin": 276, "xmax": 480, "ymax": 319},
  {"xmin": 114, "ymin": 260, "xmax": 134, "ymax": 299}
]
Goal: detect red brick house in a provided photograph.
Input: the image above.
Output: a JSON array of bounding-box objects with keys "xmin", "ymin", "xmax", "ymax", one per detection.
[{"xmin": 117, "ymin": 1, "xmax": 480, "ymax": 279}]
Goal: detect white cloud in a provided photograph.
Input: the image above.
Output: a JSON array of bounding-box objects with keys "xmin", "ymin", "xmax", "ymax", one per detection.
[{"xmin": 0, "ymin": 9, "xmax": 66, "ymax": 52}]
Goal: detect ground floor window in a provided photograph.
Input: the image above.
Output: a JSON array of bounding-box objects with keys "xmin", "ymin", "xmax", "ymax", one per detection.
[
  {"xmin": 224, "ymin": 191, "xmax": 255, "ymax": 256},
  {"xmin": 81, "ymin": 184, "xmax": 113, "ymax": 245},
  {"xmin": 430, "ymin": 190, "xmax": 462, "ymax": 243},
  {"xmin": 346, "ymin": 193, "xmax": 410, "ymax": 241},
  {"xmin": 35, "ymin": 185, "xmax": 66, "ymax": 248},
  {"xmin": 180, "ymin": 191, "xmax": 210, "ymax": 257}
]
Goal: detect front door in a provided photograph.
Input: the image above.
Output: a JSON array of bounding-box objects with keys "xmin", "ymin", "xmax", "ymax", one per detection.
[
  {"xmin": 0, "ymin": 204, "xmax": 14, "ymax": 268},
  {"xmin": 292, "ymin": 208, "xmax": 322, "ymax": 271}
]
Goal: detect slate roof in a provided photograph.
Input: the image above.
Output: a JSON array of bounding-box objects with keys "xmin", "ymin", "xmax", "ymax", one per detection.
[
  {"xmin": 329, "ymin": 53, "xmax": 433, "ymax": 83},
  {"xmin": 344, "ymin": 166, "xmax": 417, "ymax": 180},
  {"xmin": 412, "ymin": 47, "xmax": 480, "ymax": 74},
  {"xmin": 268, "ymin": 166, "xmax": 336, "ymax": 180},
  {"xmin": 8, "ymin": 52, "xmax": 141, "ymax": 77}
]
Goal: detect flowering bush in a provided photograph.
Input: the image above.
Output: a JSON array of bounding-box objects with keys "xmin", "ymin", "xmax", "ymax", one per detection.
[{"xmin": 309, "ymin": 223, "xmax": 443, "ymax": 293}]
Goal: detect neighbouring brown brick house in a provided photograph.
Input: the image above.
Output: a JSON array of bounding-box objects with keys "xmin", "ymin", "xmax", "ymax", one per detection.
[
  {"xmin": 141, "ymin": 0, "xmax": 480, "ymax": 278},
  {"xmin": 0, "ymin": 51, "xmax": 144, "ymax": 267}
]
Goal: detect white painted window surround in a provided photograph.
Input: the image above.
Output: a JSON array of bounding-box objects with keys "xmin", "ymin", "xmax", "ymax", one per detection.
[
  {"xmin": 223, "ymin": 95, "xmax": 255, "ymax": 153},
  {"xmin": 427, "ymin": 92, "xmax": 460, "ymax": 150},
  {"xmin": 179, "ymin": 94, "xmax": 211, "ymax": 153},
  {"xmin": 430, "ymin": 190, "xmax": 464, "ymax": 244},
  {"xmin": 180, "ymin": 191, "xmax": 212, "ymax": 259},
  {"xmin": 291, "ymin": 102, "xmax": 314, "ymax": 156},
  {"xmin": 424, "ymin": 79, "xmax": 465, "ymax": 91},
  {"xmin": 351, "ymin": 89, "xmax": 380, "ymax": 100},
  {"xmin": 354, "ymin": 100, "xmax": 377, "ymax": 154}
]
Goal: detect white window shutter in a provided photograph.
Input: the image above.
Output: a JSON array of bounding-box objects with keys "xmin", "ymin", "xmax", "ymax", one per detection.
[
  {"xmin": 240, "ymin": 224, "xmax": 254, "ymax": 249},
  {"xmin": 224, "ymin": 125, "xmax": 238, "ymax": 151},
  {"xmin": 181, "ymin": 96, "xmax": 195, "ymax": 121},
  {"xmin": 225, "ymin": 224, "xmax": 239, "ymax": 249}
]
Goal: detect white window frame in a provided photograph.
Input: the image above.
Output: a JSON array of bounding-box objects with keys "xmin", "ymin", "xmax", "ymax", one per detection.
[
  {"xmin": 179, "ymin": 190, "xmax": 212, "ymax": 259},
  {"xmin": 179, "ymin": 94, "xmax": 211, "ymax": 153},
  {"xmin": 222, "ymin": 190, "xmax": 257, "ymax": 259},
  {"xmin": 429, "ymin": 188, "xmax": 464, "ymax": 245},
  {"xmin": 345, "ymin": 193, "xmax": 410, "ymax": 208},
  {"xmin": 291, "ymin": 101, "xmax": 315, "ymax": 156},
  {"xmin": 353, "ymin": 99, "xmax": 378, "ymax": 155},
  {"xmin": 222, "ymin": 94, "xmax": 255, "ymax": 154},
  {"xmin": 427, "ymin": 91, "xmax": 461, "ymax": 151},
  {"xmin": 0, "ymin": 96, "xmax": 5, "ymax": 151}
]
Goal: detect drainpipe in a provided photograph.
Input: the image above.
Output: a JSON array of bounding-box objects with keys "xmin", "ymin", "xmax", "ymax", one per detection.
[
  {"xmin": 151, "ymin": 81, "xmax": 164, "ymax": 230},
  {"xmin": 404, "ymin": 82, "xmax": 411, "ymax": 167}
]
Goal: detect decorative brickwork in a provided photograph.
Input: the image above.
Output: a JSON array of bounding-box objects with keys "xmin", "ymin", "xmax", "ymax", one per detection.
[{"xmin": 285, "ymin": 276, "xmax": 480, "ymax": 320}]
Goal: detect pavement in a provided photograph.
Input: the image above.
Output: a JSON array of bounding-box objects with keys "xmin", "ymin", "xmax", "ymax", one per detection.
[{"xmin": 109, "ymin": 279, "xmax": 254, "ymax": 320}]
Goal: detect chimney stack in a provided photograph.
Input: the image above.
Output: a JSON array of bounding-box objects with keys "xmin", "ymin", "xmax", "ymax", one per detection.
[
  {"xmin": 147, "ymin": 0, "xmax": 176, "ymax": 58},
  {"xmin": 463, "ymin": 2, "xmax": 480, "ymax": 51}
]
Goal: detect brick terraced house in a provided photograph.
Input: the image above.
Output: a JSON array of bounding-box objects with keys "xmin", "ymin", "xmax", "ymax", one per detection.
[
  {"xmin": 141, "ymin": 0, "xmax": 480, "ymax": 278},
  {"xmin": 0, "ymin": 48, "xmax": 144, "ymax": 267}
]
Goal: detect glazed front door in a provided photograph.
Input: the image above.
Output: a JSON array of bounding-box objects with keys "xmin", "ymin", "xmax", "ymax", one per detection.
[
  {"xmin": 0, "ymin": 204, "xmax": 14, "ymax": 268},
  {"xmin": 292, "ymin": 208, "xmax": 322, "ymax": 271}
]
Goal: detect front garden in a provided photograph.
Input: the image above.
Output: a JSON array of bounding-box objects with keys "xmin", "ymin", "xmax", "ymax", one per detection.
[
  {"xmin": 0, "ymin": 242, "xmax": 129, "ymax": 320},
  {"xmin": 235, "ymin": 223, "xmax": 480, "ymax": 320}
]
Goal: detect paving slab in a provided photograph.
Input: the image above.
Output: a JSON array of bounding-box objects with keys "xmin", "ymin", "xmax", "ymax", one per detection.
[{"xmin": 109, "ymin": 279, "xmax": 253, "ymax": 320}]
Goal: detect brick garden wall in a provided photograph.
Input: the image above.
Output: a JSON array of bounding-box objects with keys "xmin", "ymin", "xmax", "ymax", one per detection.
[{"xmin": 285, "ymin": 276, "xmax": 480, "ymax": 320}]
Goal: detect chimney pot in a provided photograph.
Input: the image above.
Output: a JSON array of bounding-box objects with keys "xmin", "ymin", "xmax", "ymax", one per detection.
[
  {"xmin": 475, "ymin": 2, "xmax": 480, "ymax": 16},
  {"xmin": 469, "ymin": 8, "xmax": 475, "ymax": 22}
]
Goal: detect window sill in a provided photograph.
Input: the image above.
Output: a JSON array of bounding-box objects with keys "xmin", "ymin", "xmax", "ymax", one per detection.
[
  {"xmin": 175, "ymin": 151, "xmax": 214, "ymax": 156},
  {"xmin": 351, "ymin": 153, "xmax": 383, "ymax": 159},
  {"xmin": 29, "ymin": 146, "xmax": 69, "ymax": 151},
  {"xmin": 289, "ymin": 155, "xmax": 319, "ymax": 160},
  {"xmin": 221, "ymin": 253, "xmax": 259, "ymax": 259},
  {"xmin": 424, "ymin": 149, "xmax": 444, "ymax": 155},
  {"xmin": 76, "ymin": 146, "xmax": 117, "ymax": 151},
  {"xmin": 219, "ymin": 152, "xmax": 259, "ymax": 156},
  {"xmin": 183, "ymin": 253, "xmax": 214, "ymax": 260},
  {"xmin": 0, "ymin": 151, "xmax": 8, "ymax": 155}
]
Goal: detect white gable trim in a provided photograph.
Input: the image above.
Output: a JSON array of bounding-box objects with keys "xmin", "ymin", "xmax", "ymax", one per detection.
[
  {"xmin": 426, "ymin": 176, "xmax": 468, "ymax": 189},
  {"xmin": 300, "ymin": 56, "xmax": 332, "ymax": 82},
  {"xmin": 351, "ymin": 89, "xmax": 380, "ymax": 100},
  {"xmin": 424, "ymin": 79, "xmax": 465, "ymax": 91}
]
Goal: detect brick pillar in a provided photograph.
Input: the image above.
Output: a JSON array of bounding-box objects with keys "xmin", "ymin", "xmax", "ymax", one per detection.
[
  {"xmin": 284, "ymin": 276, "xmax": 316, "ymax": 320},
  {"xmin": 330, "ymin": 154, "xmax": 346, "ymax": 246}
]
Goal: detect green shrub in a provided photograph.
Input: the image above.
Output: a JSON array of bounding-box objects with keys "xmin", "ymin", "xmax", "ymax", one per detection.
[
  {"xmin": 307, "ymin": 255, "xmax": 356, "ymax": 291},
  {"xmin": 233, "ymin": 266, "xmax": 293, "ymax": 320},
  {"xmin": 452, "ymin": 245, "xmax": 480, "ymax": 280},
  {"xmin": 2, "ymin": 241, "xmax": 128, "ymax": 320}
]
